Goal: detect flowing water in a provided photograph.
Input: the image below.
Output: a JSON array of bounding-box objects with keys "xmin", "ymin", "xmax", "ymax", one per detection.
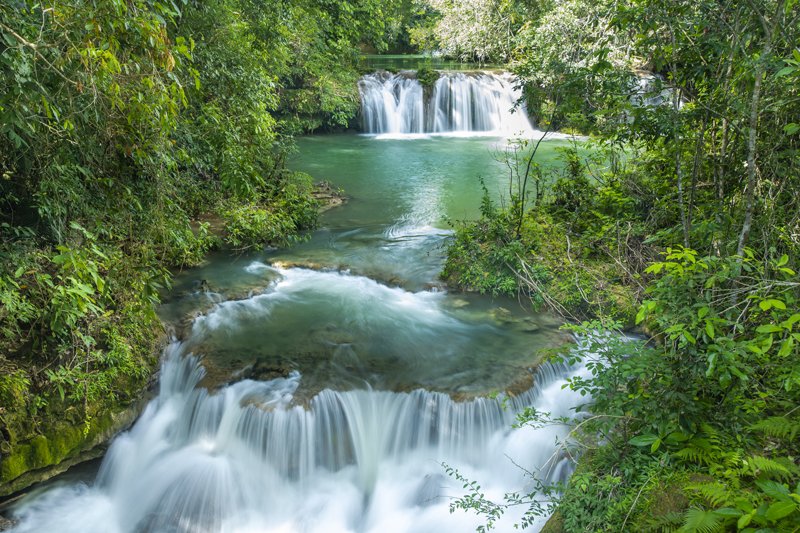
[
  {"xmin": 358, "ymin": 71, "xmax": 534, "ymax": 136},
  {"xmin": 7, "ymin": 70, "xmax": 589, "ymax": 532}
]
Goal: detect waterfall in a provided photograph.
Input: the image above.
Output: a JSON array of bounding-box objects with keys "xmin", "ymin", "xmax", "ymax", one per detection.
[
  {"xmin": 9, "ymin": 339, "xmax": 591, "ymax": 533},
  {"xmin": 358, "ymin": 71, "xmax": 536, "ymax": 136}
]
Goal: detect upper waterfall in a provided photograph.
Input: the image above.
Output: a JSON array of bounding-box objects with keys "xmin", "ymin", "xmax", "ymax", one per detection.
[{"xmin": 358, "ymin": 70, "xmax": 536, "ymax": 136}]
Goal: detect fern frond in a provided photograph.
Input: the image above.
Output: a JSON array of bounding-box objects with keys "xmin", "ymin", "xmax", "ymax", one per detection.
[
  {"xmin": 699, "ymin": 424, "xmax": 721, "ymax": 443},
  {"xmin": 746, "ymin": 455, "xmax": 793, "ymax": 480},
  {"xmin": 644, "ymin": 510, "xmax": 684, "ymax": 532},
  {"xmin": 756, "ymin": 479, "xmax": 791, "ymax": 500},
  {"xmin": 674, "ymin": 441, "xmax": 716, "ymax": 466},
  {"xmin": 685, "ymin": 481, "xmax": 731, "ymax": 507},
  {"xmin": 750, "ymin": 416, "xmax": 800, "ymax": 441},
  {"xmin": 680, "ymin": 508, "xmax": 723, "ymax": 533}
]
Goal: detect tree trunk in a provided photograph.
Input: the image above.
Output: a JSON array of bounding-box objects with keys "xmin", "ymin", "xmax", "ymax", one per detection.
[{"xmin": 736, "ymin": 45, "xmax": 769, "ymax": 257}]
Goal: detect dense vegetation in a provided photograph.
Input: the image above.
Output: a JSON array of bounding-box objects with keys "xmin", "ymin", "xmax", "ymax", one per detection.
[
  {"xmin": 0, "ymin": 0, "xmax": 405, "ymax": 491},
  {"xmin": 426, "ymin": 0, "xmax": 800, "ymax": 531},
  {"xmin": 2, "ymin": 0, "xmax": 798, "ymax": 530}
]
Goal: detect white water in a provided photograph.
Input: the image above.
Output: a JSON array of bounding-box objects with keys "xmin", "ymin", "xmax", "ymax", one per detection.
[
  {"xmin": 359, "ymin": 71, "xmax": 537, "ymax": 137},
  {"xmin": 6, "ymin": 69, "xmax": 592, "ymax": 532},
  {"xmin": 9, "ymin": 331, "xmax": 591, "ymax": 533}
]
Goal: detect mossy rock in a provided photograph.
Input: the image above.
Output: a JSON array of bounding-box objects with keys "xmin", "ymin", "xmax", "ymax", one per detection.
[
  {"xmin": 0, "ymin": 402, "xmax": 142, "ymax": 496},
  {"xmin": 415, "ymin": 67, "xmax": 440, "ymax": 88},
  {"xmin": 627, "ymin": 474, "xmax": 693, "ymax": 532},
  {"xmin": 48, "ymin": 425, "xmax": 83, "ymax": 462},
  {"xmin": 0, "ymin": 448, "xmax": 28, "ymax": 483},
  {"xmin": 29, "ymin": 436, "xmax": 52, "ymax": 469},
  {"xmin": 540, "ymin": 510, "xmax": 565, "ymax": 533}
]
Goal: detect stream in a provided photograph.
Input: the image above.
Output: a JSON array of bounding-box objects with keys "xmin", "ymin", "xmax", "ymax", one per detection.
[{"xmin": 8, "ymin": 69, "xmax": 589, "ymax": 532}]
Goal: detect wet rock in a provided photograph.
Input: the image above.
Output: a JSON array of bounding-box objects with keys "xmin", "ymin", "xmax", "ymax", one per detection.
[
  {"xmin": 413, "ymin": 474, "xmax": 446, "ymax": 507},
  {"xmin": 505, "ymin": 371, "xmax": 535, "ymax": 397},
  {"xmin": 271, "ymin": 260, "xmax": 326, "ymax": 271},
  {"xmin": 313, "ymin": 181, "xmax": 348, "ymax": 212},
  {"xmin": 197, "ymin": 357, "xmax": 237, "ymax": 390},
  {"xmin": 309, "ymin": 324, "xmax": 355, "ymax": 347},
  {"xmin": 518, "ymin": 319, "xmax": 541, "ymax": 333},
  {"xmin": 248, "ymin": 359, "xmax": 295, "ymax": 381},
  {"xmin": 0, "ymin": 515, "xmax": 17, "ymax": 531}
]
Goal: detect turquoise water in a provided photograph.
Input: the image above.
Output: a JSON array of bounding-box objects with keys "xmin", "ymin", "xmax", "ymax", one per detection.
[{"xmin": 160, "ymin": 133, "xmax": 575, "ymax": 398}]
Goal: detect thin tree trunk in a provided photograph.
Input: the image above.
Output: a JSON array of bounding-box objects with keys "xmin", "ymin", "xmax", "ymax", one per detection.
[
  {"xmin": 674, "ymin": 86, "xmax": 690, "ymax": 248},
  {"xmin": 736, "ymin": 46, "xmax": 768, "ymax": 257},
  {"xmin": 688, "ymin": 113, "xmax": 708, "ymax": 237},
  {"xmin": 737, "ymin": 1, "xmax": 781, "ymax": 256},
  {"xmin": 669, "ymin": 28, "xmax": 690, "ymax": 248}
]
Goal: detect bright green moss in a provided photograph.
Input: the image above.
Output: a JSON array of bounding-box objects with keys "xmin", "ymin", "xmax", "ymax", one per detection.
[
  {"xmin": 29, "ymin": 435, "xmax": 52, "ymax": 469},
  {"xmin": 1, "ymin": 445, "xmax": 30, "ymax": 483}
]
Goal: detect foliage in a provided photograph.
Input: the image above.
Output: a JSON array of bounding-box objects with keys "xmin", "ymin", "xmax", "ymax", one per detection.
[
  {"xmin": 442, "ymin": 3, "xmax": 800, "ymax": 527},
  {"xmin": 542, "ymin": 247, "xmax": 800, "ymax": 531},
  {"xmin": 411, "ymin": 0, "xmax": 550, "ymax": 63},
  {"xmin": 442, "ymin": 182, "xmax": 529, "ymax": 297},
  {"xmin": 0, "ymin": 0, "xmax": 396, "ymax": 485},
  {"xmin": 442, "ymin": 144, "xmax": 641, "ymax": 322},
  {"xmin": 511, "ymin": 0, "xmax": 635, "ymax": 131},
  {"xmin": 445, "ymin": 461, "xmax": 557, "ymax": 533},
  {"xmin": 415, "ymin": 65, "xmax": 440, "ymax": 88}
]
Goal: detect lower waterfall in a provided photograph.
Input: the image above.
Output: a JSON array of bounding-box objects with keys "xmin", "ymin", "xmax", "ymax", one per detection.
[{"xmin": 9, "ymin": 337, "xmax": 590, "ymax": 533}]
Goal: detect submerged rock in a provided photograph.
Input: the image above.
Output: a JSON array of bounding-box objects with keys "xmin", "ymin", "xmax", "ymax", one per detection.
[
  {"xmin": 313, "ymin": 181, "xmax": 348, "ymax": 212},
  {"xmin": 449, "ymin": 298, "xmax": 470, "ymax": 308},
  {"xmin": 489, "ymin": 306, "xmax": 514, "ymax": 323}
]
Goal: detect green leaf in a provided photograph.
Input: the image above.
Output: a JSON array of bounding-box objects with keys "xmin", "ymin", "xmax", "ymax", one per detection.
[
  {"xmin": 737, "ymin": 511, "xmax": 754, "ymax": 529},
  {"xmin": 768, "ymin": 299, "xmax": 787, "ymax": 310},
  {"xmin": 705, "ymin": 321, "xmax": 715, "ymax": 339},
  {"xmin": 776, "ymin": 254, "xmax": 789, "ymax": 267},
  {"xmin": 778, "ymin": 338, "xmax": 794, "ymax": 358},
  {"xmin": 765, "ymin": 501, "xmax": 796, "ymax": 521},
  {"xmin": 682, "ymin": 508, "xmax": 722, "ymax": 533},
  {"xmin": 756, "ymin": 324, "xmax": 783, "ymax": 333},
  {"xmin": 645, "ymin": 263, "xmax": 665, "ymax": 274},
  {"xmin": 782, "ymin": 314, "xmax": 800, "ymax": 328},
  {"xmin": 757, "ymin": 480, "xmax": 790, "ymax": 500},
  {"xmin": 730, "ymin": 367, "xmax": 748, "ymax": 381},
  {"xmin": 629, "ymin": 434, "xmax": 659, "ymax": 447},
  {"xmin": 635, "ymin": 306, "xmax": 647, "ymax": 325},
  {"xmin": 760, "ymin": 300, "xmax": 773, "ymax": 311}
]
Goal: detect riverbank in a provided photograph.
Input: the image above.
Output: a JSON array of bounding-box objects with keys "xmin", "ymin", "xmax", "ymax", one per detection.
[{"xmin": 0, "ymin": 182, "xmax": 345, "ymax": 501}]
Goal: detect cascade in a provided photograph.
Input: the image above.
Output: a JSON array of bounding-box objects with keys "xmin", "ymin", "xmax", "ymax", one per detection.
[
  {"xmin": 6, "ymin": 81, "xmax": 587, "ymax": 532},
  {"xmin": 9, "ymin": 310, "xmax": 592, "ymax": 533},
  {"xmin": 358, "ymin": 71, "xmax": 536, "ymax": 136}
]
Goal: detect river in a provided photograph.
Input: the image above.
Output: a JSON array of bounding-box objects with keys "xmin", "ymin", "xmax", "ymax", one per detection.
[{"xmin": 7, "ymin": 69, "xmax": 589, "ymax": 533}]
